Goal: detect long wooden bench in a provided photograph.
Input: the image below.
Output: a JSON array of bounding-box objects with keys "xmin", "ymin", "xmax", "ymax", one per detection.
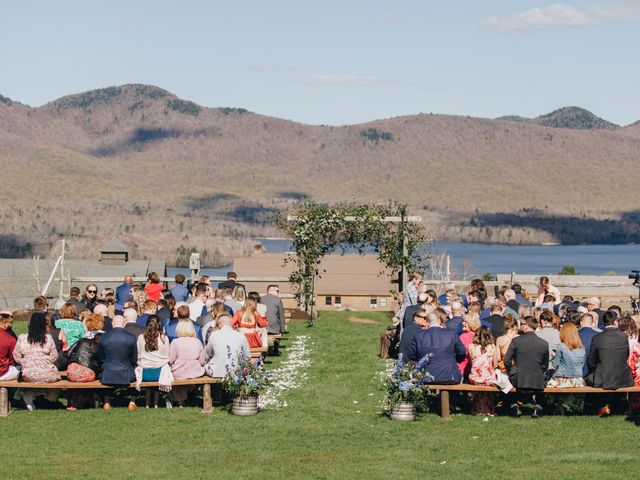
[
  {"xmin": 429, "ymin": 384, "xmax": 640, "ymax": 420},
  {"xmin": 0, "ymin": 376, "xmax": 221, "ymax": 417}
]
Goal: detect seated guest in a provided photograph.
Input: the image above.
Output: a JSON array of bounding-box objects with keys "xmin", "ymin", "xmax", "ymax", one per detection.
[
  {"xmin": 547, "ymin": 323, "xmax": 586, "ymax": 413},
  {"xmin": 586, "ymin": 311, "xmax": 634, "ymax": 410},
  {"xmin": 156, "ymin": 296, "xmax": 174, "ymax": 324},
  {"xmin": 627, "ymin": 332, "xmax": 640, "ymax": 414},
  {"xmin": 169, "ymin": 318, "xmax": 205, "ymax": 407},
  {"xmin": 95, "ymin": 314, "xmax": 137, "ymax": 410},
  {"xmin": 247, "ymin": 291, "xmax": 268, "ymax": 317},
  {"xmin": 406, "ymin": 311, "xmax": 465, "ymax": 384},
  {"xmin": 458, "ymin": 314, "xmax": 481, "ymax": 378},
  {"xmin": 467, "ymin": 326, "xmax": 500, "ymax": 416},
  {"xmin": 47, "ymin": 314, "xmax": 68, "ymax": 371},
  {"xmin": 165, "ymin": 304, "xmax": 202, "ymax": 343},
  {"xmin": 0, "ymin": 312, "xmax": 18, "ymax": 381},
  {"xmin": 136, "ymin": 300, "xmax": 157, "ymax": 329},
  {"xmin": 144, "ymin": 272, "xmax": 164, "ymax": 302},
  {"xmin": 536, "ymin": 276, "xmax": 561, "ymax": 306},
  {"xmin": 170, "ymin": 274, "xmax": 189, "ymax": 303},
  {"xmin": 406, "ymin": 293, "xmax": 430, "ymax": 330},
  {"xmin": 504, "ymin": 316, "xmax": 549, "ymax": 418},
  {"xmin": 56, "ymin": 303, "xmax": 86, "ymax": 349},
  {"xmin": 485, "ymin": 304, "xmax": 505, "ymax": 338},
  {"xmin": 205, "ymin": 314, "xmax": 250, "ymax": 378},
  {"xmin": 66, "ymin": 313, "xmax": 105, "ymax": 410},
  {"xmin": 512, "ymin": 283, "xmax": 531, "ymax": 306},
  {"xmin": 212, "ymin": 288, "xmax": 234, "ymax": 316},
  {"xmin": 137, "ymin": 315, "xmax": 170, "ymax": 408},
  {"xmin": 619, "ymin": 315, "xmax": 639, "ymax": 351},
  {"xmin": 536, "ymin": 310, "xmax": 560, "ymax": 359},
  {"xmin": 201, "ymin": 303, "xmax": 230, "ymax": 345},
  {"xmin": 444, "ymin": 300, "xmax": 464, "ymax": 333},
  {"xmin": 123, "ymin": 309, "xmax": 143, "ymax": 337},
  {"xmin": 496, "ymin": 314, "xmax": 519, "ymax": 372},
  {"xmin": 586, "ymin": 296, "xmax": 606, "ymax": 328},
  {"xmin": 398, "ymin": 308, "xmax": 430, "ymax": 361},
  {"xmin": 93, "ymin": 303, "xmax": 113, "ymax": 331},
  {"xmin": 189, "ymin": 283, "xmax": 208, "ymax": 321},
  {"xmin": 13, "ymin": 312, "xmax": 61, "ymax": 410},
  {"xmin": 232, "ymin": 298, "xmax": 268, "ymax": 348}
]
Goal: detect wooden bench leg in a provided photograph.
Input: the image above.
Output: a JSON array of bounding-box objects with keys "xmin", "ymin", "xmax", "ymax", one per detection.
[
  {"xmin": 0, "ymin": 387, "xmax": 11, "ymax": 418},
  {"xmin": 440, "ymin": 390, "xmax": 452, "ymax": 420},
  {"xmin": 202, "ymin": 384, "xmax": 213, "ymax": 414}
]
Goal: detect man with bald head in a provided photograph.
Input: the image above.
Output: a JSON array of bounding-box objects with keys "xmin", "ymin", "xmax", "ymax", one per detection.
[
  {"xmin": 115, "ymin": 275, "xmax": 134, "ymax": 314},
  {"xmin": 586, "ymin": 296, "xmax": 605, "ymax": 329},
  {"xmin": 204, "ymin": 314, "xmax": 250, "ymax": 378},
  {"xmin": 403, "ymin": 293, "xmax": 430, "ymax": 330}
]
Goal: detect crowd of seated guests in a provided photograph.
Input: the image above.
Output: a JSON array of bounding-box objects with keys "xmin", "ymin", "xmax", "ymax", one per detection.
[
  {"xmin": 396, "ymin": 276, "xmax": 640, "ymax": 418},
  {"xmin": 0, "ymin": 272, "xmax": 285, "ymax": 411}
]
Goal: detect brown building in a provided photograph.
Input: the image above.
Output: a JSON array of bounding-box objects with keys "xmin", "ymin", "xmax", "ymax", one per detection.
[{"xmin": 233, "ymin": 252, "xmax": 397, "ymax": 311}]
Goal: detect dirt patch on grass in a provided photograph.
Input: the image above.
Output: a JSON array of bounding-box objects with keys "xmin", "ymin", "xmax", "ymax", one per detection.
[{"xmin": 347, "ymin": 316, "xmax": 379, "ymax": 324}]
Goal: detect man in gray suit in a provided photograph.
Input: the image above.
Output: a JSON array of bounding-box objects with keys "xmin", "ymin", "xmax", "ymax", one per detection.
[{"xmin": 262, "ymin": 285, "xmax": 286, "ymax": 334}]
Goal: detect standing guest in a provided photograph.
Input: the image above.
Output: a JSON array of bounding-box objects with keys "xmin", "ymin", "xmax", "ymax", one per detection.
[
  {"xmin": 13, "ymin": 312, "xmax": 61, "ymax": 410},
  {"xmin": 536, "ymin": 276, "xmax": 561, "ymax": 306},
  {"xmin": 93, "ymin": 303, "xmax": 113, "ymax": 331},
  {"xmin": 536, "ymin": 310, "xmax": 560, "ymax": 359},
  {"xmin": 144, "ymin": 272, "xmax": 163, "ymax": 302},
  {"xmin": 56, "ymin": 303, "xmax": 86, "ymax": 349},
  {"xmin": 496, "ymin": 314, "xmax": 519, "ymax": 372},
  {"xmin": 467, "ymin": 326, "xmax": 500, "ymax": 416},
  {"xmin": 458, "ymin": 314, "xmax": 481, "ymax": 378},
  {"xmin": 547, "ymin": 323, "xmax": 586, "ymax": 413},
  {"xmin": 123, "ymin": 309, "xmax": 143, "ymax": 337},
  {"xmin": 218, "ymin": 271, "xmax": 245, "ymax": 291},
  {"xmin": 232, "ymin": 298, "xmax": 268, "ymax": 349},
  {"xmin": 406, "ymin": 312, "xmax": 466, "ymax": 384},
  {"xmin": 586, "ymin": 310, "xmax": 634, "ymax": 417},
  {"xmin": 262, "ymin": 285, "xmax": 286, "ymax": 335},
  {"xmin": 444, "ymin": 300, "xmax": 464, "ymax": 333},
  {"xmin": 205, "ymin": 314, "xmax": 250, "ymax": 378},
  {"xmin": 398, "ymin": 273, "xmax": 423, "ymax": 325},
  {"xmin": 0, "ymin": 312, "xmax": 18, "ymax": 380},
  {"xmin": 66, "ymin": 313, "xmax": 105, "ymax": 410},
  {"xmin": 95, "ymin": 314, "xmax": 138, "ymax": 410},
  {"xmin": 504, "ymin": 316, "xmax": 549, "ymax": 418},
  {"xmin": 170, "ymin": 274, "xmax": 189, "ymax": 303},
  {"xmin": 137, "ymin": 315, "xmax": 170, "ymax": 408},
  {"xmin": 425, "ymin": 289, "xmax": 439, "ymax": 308},
  {"xmin": 136, "ymin": 300, "xmax": 158, "ymax": 329},
  {"xmin": 78, "ymin": 284, "xmax": 98, "ymax": 314},
  {"xmin": 512, "ymin": 284, "xmax": 531, "ymax": 306},
  {"xmin": 115, "ymin": 275, "xmax": 134, "ymax": 313},
  {"xmin": 169, "ymin": 319, "xmax": 205, "ymax": 407}
]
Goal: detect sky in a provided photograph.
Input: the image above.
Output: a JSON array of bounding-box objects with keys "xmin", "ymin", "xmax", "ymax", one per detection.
[{"xmin": 1, "ymin": 0, "xmax": 639, "ymax": 126}]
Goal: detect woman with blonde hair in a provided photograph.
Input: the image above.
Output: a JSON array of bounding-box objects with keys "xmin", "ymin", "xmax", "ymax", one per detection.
[
  {"xmin": 457, "ymin": 313, "xmax": 481, "ymax": 378},
  {"xmin": 231, "ymin": 284, "xmax": 246, "ymax": 306},
  {"xmin": 168, "ymin": 318, "xmax": 205, "ymax": 407},
  {"xmin": 231, "ymin": 298, "xmax": 268, "ymax": 348}
]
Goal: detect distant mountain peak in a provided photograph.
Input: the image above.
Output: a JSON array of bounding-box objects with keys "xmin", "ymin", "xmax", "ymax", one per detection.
[
  {"xmin": 51, "ymin": 84, "xmax": 174, "ymax": 110},
  {"xmin": 0, "ymin": 93, "xmax": 15, "ymax": 105},
  {"xmin": 534, "ymin": 106, "xmax": 619, "ymax": 130}
]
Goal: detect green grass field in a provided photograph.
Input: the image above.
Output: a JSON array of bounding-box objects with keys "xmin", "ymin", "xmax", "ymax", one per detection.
[{"xmin": 2, "ymin": 312, "xmax": 639, "ymax": 479}]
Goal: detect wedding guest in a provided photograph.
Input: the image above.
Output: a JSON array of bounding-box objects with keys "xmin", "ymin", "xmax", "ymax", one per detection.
[
  {"xmin": 547, "ymin": 323, "xmax": 586, "ymax": 413},
  {"xmin": 0, "ymin": 312, "xmax": 18, "ymax": 381},
  {"xmin": 56, "ymin": 303, "xmax": 85, "ymax": 349},
  {"xmin": 496, "ymin": 314, "xmax": 519, "ymax": 372},
  {"xmin": 205, "ymin": 314, "xmax": 250, "ymax": 378},
  {"xmin": 168, "ymin": 319, "xmax": 205, "ymax": 407},
  {"xmin": 232, "ymin": 298, "xmax": 268, "ymax": 349},
  {"xmin": 467, "ymin": 326, "xmax": 500, "ymax": 416},
  {"xmin": 144, "ymin": 272, "xmax": 164, "ymax": 302},
  {"xmin": 137, "ymin": 315, "xmax": 170, "ymax": 408},
  {"xmin": 457, "ymin": 314, "xmax": 480, "ymax": 378}
]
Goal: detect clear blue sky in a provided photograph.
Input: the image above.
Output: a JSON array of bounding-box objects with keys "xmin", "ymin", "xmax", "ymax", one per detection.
[{"xmin": 1, "ymin": 0, "xmax": 639, "ymax": 125}]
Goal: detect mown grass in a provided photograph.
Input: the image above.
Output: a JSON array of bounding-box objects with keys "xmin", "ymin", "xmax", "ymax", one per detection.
[{"xmin": 2, "ymin": 312, "xmax": 639, "ymax": 479}]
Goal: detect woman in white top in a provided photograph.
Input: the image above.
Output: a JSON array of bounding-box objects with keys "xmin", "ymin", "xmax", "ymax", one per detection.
[{"xmin": 137, "ymin": 315, "xmax": 169, "ymax": 408}]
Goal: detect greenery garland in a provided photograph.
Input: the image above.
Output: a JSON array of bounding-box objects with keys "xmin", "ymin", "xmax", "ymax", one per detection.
[{"xmin": 274, "ymin": 202, "xmax": 429, "ymax": 313}]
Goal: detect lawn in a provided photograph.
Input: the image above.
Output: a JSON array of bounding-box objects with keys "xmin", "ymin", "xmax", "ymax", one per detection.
[{"xmin": 2, "ymin": 312, "xmax": 639, "ymax": 479}]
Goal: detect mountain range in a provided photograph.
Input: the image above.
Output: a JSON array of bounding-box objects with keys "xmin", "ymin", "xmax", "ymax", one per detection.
[{"xmin": 1, "ymin": 84, "xmax": 640, "ymax": 264}]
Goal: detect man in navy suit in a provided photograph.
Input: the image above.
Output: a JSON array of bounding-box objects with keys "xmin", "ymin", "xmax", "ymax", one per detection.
[
  {"xmin": 115, "ymin": 275, "xmax": 134, "ymax": 314},
  {"xmin": 96, "ymin": 314, "xmax": 137, "ymax": 409},
  {"xmin": 578, "ymin": 312, "xmax": 600, "ymax": 377},
  {"xmin": 407, "ymin": 312, "xmax": 466, "ymax": 384}
]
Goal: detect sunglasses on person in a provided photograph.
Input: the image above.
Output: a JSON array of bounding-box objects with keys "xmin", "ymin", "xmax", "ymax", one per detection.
[
  {"xmin": 415, "ymin": 314, "xmax": 427, "ymax": 319},
  {"xmin": 0, "ymin": 314, "xmax": 12, "ymax": 319},
  {"xmin": 87, "ymin": 289, "xmax": 97, "ymax": 294}
]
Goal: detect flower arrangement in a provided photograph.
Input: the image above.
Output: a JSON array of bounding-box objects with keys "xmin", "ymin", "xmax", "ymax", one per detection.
[
  {"xmin": 383, "ymin": 354, "xmax": 432, "ymax": 410},
  {"xmin": 223, "ymin": 352, "xmax": 270, "ymax": 398}
]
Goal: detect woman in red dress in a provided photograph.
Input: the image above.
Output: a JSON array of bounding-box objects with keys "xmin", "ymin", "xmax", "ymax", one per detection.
[{"xmin": 232, "ymin": 298, "xmax": 268, "ymax": 348}]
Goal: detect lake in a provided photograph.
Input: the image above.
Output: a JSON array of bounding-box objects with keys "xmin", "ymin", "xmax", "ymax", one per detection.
[{"xmin": 167, "ymin": 240, "xmax": 640, "ymax": 277}]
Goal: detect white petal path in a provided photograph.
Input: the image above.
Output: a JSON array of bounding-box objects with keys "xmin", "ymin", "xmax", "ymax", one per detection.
[{"xmin": 258, "ymin": 335, "xmax": 314, "ymax": 411}]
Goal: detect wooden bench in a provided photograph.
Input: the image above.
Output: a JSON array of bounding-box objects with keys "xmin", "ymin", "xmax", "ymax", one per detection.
[
  {"xmin": 0, "ymin": 376, "xmax": 221, "ymax": 417},
  {"xmin": 429, "ymin": 384, "xmax": 640, "ymax": 420}
]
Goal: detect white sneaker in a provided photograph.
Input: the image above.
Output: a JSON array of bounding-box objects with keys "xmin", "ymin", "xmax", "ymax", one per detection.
[
  {"xmin": 25, "ymin": 404, "xmax": 34, "ymax": 411},
  {"xmin": 165, "ymin": 400, "xmax": 173, "ymax": 409}
]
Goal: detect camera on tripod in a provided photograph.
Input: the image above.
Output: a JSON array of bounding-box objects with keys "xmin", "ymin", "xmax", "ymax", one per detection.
[
  {"xmin": 630, "ymin": 271, "xmax": 640, "ymax": 313},
  {"xmin": 629, "ymin": 270, "xmax": 640, "ymax": 285}
]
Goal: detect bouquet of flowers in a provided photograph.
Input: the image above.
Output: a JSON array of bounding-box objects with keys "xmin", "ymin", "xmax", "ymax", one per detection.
[
  {"xmin": 383, "ymin": 354, "xmax": 432, "ymax": 409},
  {"xmin": 223, "ymin": 353, "xmax": 270, "ymax": 398}
]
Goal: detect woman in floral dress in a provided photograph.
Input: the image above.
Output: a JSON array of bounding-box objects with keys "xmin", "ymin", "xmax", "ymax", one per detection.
[{"xmin": 467, "ymin": 326, "xmax": 500, "ymax": 416}]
